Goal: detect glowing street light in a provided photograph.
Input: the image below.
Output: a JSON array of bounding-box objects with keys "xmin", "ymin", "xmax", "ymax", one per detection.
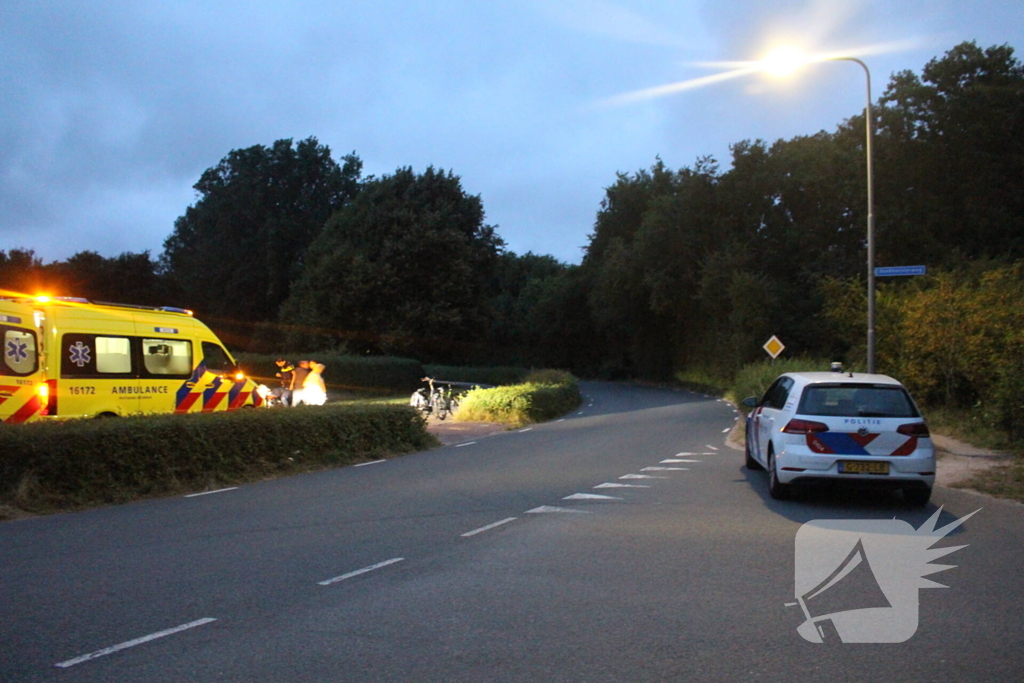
[{"xmin": 758, "ymin": 49, "xmax": 877, "ymax": 373}]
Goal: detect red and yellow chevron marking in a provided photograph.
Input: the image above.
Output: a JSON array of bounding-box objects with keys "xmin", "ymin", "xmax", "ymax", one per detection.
[
  {"xmin": 201, "ymin": 389, "xmax": 229, "ymax": 412},
  {"xmin": 174, "ymin": 391, "xmax": 203, "ymax": 413},
  {"xmin": 1, "ymin": 385, "xmax": 45, "ymax": 424},
  {"xmin": 228, "ymin": 389, "xmax": 253, "ymax": 410}
]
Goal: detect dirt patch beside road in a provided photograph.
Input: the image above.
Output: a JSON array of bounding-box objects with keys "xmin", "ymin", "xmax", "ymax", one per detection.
[{"xmin": 933, "ymin": 434, "xmax": 1013, "ymax": 488}]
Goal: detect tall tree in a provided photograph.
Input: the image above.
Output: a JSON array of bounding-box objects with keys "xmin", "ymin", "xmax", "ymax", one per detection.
[
  {"xmin": 0, "ymin": 249, "xmax": 45, "ymax": 295},
  {"xmin": 162, "ymin": 137, "xmax": 361, "ymax": 321},
  {"xmin": 878, "ymin": 42, "xmax": 1024, "ymax": 263},
  {"xmin": 280, "ymin": 166, "xmax": 504, "ymax": 359}
]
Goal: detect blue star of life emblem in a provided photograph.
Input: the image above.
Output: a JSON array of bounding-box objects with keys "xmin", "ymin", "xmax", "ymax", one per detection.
[
  {"xmin": 5, "ymin": 338, "xmax": 28, "ymax": 363},
  {"xmin": 69, "ymin": 341, "xmax": 92, "ymax": 367}
]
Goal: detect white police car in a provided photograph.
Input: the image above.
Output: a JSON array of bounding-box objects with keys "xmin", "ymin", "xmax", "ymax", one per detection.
[{"xmin": 742, "ymin": 371, "xmax": 935, "ymax": 505}]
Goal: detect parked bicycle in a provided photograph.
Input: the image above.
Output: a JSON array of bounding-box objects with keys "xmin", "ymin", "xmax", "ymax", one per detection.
[{"xmin": 411, "ymin": 377, "xmax": 459, "ymax": 420}]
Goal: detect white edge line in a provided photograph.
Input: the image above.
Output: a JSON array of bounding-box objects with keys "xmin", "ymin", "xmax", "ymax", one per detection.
[
  {"xmin": 455, "ymin": 441, "xmax": 477, "ymax": 448},
  {"xmin": 354, "ymin": 459, "xmax": 387, "ymax": 467},
  {"xmin": 55, "ymin": 618, "xmax": 217, "ymax": 668},
  {"xmin": 461, "ymin": 517, "xmax": 518, "ymax": 537},
  {"xmin": 184, "ymin": 488, "xmax": 237, "ymax": 498},
  {"xmin": 319, "ymin": 558, "xmax": 405, "ymax": 586},
  {"xmin": 518, "ymin": 428, "xmax": 533, "ymax": 433}
]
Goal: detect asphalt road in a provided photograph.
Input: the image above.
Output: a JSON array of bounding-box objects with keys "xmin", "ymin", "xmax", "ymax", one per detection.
[{"xmin": 1, "ymin": 382, "xmax": 1021, "ymax": 682}]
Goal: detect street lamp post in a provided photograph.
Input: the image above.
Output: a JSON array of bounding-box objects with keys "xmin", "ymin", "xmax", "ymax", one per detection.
[
  {"xmin": 835, "ymin": 57, "xmax": 877, "ymax": 375},
  {"xmin": 761, "ymin": 53, "xmax": 877, "ymax": 373}
]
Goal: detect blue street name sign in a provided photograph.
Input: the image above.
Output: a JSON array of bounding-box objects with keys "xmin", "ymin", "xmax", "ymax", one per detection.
[{"xmin": 875, "ymin": 265, "xmax": 927, "ymax": 277}]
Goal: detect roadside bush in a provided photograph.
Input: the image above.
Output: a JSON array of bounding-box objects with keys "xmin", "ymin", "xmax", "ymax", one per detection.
[
  {"xmin": 731, "ymin": 358, "xmax": 841, "ymax": 412},
  {"xmin": 455, "ymin": 371, "xmax": 580, "ymax": 426},
  {"xmin": 0, "ymin": 404, "xmax": 435, "ymax": 515},
  {"xmin": 236, "ymin": 353, "xmax": 425, "ymax": 392}
]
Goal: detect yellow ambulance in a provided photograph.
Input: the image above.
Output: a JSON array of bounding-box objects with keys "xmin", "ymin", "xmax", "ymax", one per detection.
[{"xmin": 0, "ymin": 295, "xmax": 263, "ymax": 423}]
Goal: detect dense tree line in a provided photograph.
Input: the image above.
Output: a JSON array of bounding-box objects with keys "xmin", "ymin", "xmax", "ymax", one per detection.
[
  {"xmin": 2, "ymin": 42, "xmax": 1020, "ymax": 383},
  {"xmin": 529, "ymin": 41, "xmax": 1024, "ymax": 378}
]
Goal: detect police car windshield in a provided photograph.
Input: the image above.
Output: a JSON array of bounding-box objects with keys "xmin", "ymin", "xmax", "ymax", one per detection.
[{"xmin": 797, "ymin": 384, "xmax": 919, "ymax": 418}]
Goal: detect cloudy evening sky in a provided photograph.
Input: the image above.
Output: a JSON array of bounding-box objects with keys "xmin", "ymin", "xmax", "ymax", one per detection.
[{"xmin": 2, "ymin": 0, "xmax": 1023, "ymax": 265}]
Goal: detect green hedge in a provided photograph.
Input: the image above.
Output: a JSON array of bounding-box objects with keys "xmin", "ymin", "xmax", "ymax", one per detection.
[
  {"xmin": 235, "ymin": 353, "xmax": 425, "ymax": 392},
  {"xmin": 0, "ymin": 404, "xmax": 435, "ymax": 514},
  {"xmin": 455, "ymin": 371, "xmax": 581, "ymax": 426}
]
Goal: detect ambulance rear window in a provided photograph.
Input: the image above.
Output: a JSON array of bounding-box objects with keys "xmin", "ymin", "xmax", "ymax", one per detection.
[
  {"xmin": 61, "ymin": 334, "xmax": 133, "ymax": 377},
  {"xmin": 2, "ymin": 326, "xmax": 38, "ymax": 376}
]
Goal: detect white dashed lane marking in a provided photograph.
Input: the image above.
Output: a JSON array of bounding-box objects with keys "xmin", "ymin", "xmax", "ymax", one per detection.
[
  {"xmin": 318, "ymin": 558, "xmax": 405, "ymax": 586},
  {"xmin": 184, "ymin": 488, "xmax": 237, "ymax": 498},
  {"xmin": 562, "ymin": 493, "xmax": 622, "ymax": 501},
  {"xmin": 55, "ymin": 618, "xmax": 217, "ymax": 669},
  {"xmin": 461, "ymin": 518, "xmax": 518, "ymax": 537}
]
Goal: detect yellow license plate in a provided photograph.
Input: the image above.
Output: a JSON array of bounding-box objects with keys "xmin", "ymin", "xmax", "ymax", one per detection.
[{"xmin": 840, "ymin": 460, "xmax": 889, "ymax": 475}]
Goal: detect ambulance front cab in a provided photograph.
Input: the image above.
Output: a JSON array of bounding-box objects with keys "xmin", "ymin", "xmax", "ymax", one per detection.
[{"xmin": 0, "ymin": 300, "xmax": 48, "ymax": 424}]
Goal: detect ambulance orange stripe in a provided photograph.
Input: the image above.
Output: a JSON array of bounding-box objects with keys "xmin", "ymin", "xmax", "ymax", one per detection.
[
  {"xmin": 228, "ymin": 390, "xmax": 251, "ymax": 410},
  {"xmin": 202, "ymin": 391, "xmax": 228, "ymax": 412},
  {"xmin": 5, "ymin": 395, "xmax": 43, "ymax": 424},
  {"xmin": 175, "ymin": 392, "xmax": 202, "ymax": 413}
]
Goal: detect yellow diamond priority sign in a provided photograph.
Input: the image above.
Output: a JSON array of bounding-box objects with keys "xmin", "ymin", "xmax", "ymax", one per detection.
[{"xmin": 763, "ymin": 335, "xmax": 785, "ymax": 360}]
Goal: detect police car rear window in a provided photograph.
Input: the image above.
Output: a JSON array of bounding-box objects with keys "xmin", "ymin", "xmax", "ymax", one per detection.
[{"xmin": 797, "ymin": 384, "xmax": 919, "ymax": 418}]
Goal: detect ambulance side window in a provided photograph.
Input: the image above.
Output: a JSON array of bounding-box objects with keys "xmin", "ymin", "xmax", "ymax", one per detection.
[
  {"xmin": 142, "ymin": 338, "xmax": 192, "ymax": 377},
  {"xmin": 1, "ymin": 326, "xmax": 38, "ymax": 376},
  {"xmin": 61, "ymin": 334, "xmax": 133, "ymax": 377},
  {"xmin": 201, "ymin": 342, "xmax": 233, "ymax": 374}
]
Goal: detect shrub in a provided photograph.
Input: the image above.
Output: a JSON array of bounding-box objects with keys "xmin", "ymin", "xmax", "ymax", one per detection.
[
  {"xmin": 0, "ymin": 404, "xmax": 435, "ymax": 515},
  {"xmin": 454, "ymin": 371, "xmax": 581, "ymax": 426}
]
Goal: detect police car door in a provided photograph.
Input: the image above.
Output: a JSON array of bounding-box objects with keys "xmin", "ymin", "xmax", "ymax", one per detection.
[{"xmin": 756, "ymin": 376, "xmax": 794, "ymax": 461}]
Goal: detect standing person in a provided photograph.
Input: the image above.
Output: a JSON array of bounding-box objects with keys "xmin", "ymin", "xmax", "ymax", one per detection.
[
  {"xmin": 274, "ymin": 357, "xmax": 295, "ymax": 406},
  {"xmin": 300, "ymin": 361, "xmax": 328, "ymax": 406},
  {"xmin": 290, "ymin": 360, "xmax": 310, "ymax": 407}
]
